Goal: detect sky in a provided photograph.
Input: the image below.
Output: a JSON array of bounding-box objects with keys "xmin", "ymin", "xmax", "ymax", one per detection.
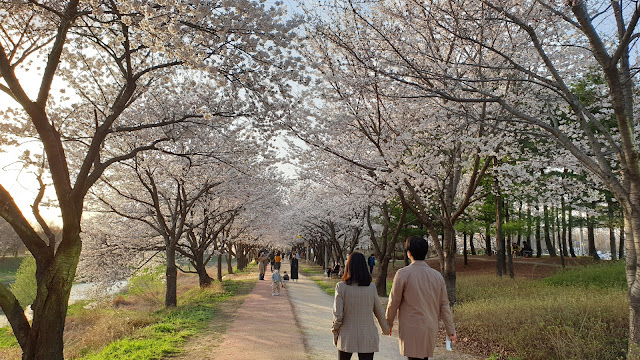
[{"xmin": 0, "ymin": 64, "xmax": 63, "ymax": 225}]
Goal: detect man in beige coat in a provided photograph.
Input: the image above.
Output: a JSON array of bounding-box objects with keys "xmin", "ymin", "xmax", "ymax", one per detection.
[{"xmin": 386, "ymin": 236, "xmax": 456, "ymax": 360}]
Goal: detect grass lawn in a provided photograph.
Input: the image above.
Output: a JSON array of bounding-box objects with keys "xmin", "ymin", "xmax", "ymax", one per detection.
[
  {"xmin": 78, "ymin": 279, "xmax": 255, "ymax": 360},
  {"xmin": 299, "ymin": 263, "xmax": 340, "ymax": 296}
]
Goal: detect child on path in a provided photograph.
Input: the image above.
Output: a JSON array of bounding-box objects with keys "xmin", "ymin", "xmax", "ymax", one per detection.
[
  {"xmin": 272, "ymin": 269, "xmax": 283, "ymax": 296},
  {"xmin": 283, "ymin": 271, "xmax": 290, "ymax": 281}
]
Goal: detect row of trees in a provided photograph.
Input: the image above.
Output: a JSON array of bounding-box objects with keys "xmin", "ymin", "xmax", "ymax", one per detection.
[
  {"xmin": 2, "ymin": 0, "xmax": 640, "ymax": 358},
  {"xmin": 0, "ymin": 1, "xmax": 302, "ymax": 358},
  {"xmin": 283, "ymin": 0, "xmax": 640, "ymax": 354}
]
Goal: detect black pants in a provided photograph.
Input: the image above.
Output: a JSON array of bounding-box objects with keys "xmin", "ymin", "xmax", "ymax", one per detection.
[
  {"xmin": 408, "ymin": 357, "xmax": 428, "ymax": 360},
  {"xmin": 338, "ymin": 350, "xmax": 373, "ymax": 360}
]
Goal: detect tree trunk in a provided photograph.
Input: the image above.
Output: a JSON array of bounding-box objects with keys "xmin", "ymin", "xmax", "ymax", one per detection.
[
  {"xmin": 227, "ymin": 252, "xmax": 233, "ymax": 275},
  {"xmin": 517, "ymin": 200, "xmax": 522, "ymax": 246},
  {"xmin": 165, "ymin": 244, "xmax": 178, "ymax": 307},
  {"xmin": 561, "ymin": 198, "xmax": 569, "ymax": 257},
  {"xmin": 495, "ymin": 187, "xmax": 506, "ymax": 276},
  {"xmin": 587, "ymin": 215, "xmax": 599, "ymax": 261},
  {"xmin": 463, "ymin": 232, "xmax": 468, "ymax": 266},
  {"xmin": 22, "ymin": 239, "xmax": 81, "ymax": 360},
  {"xmin": 517, "ymin": 200, "xmax": 523, "ymax": 246},
  {"xmin": 505, "ymin": 199, "xmax": 512, "ymax": 277},
  {"xmin": 557, "ymin": 207, "xmax": 565, "ymax": 269},
  {"xmin": 442, "ymin": 225, "xmax": 457, "ymax": 307},
  {"xmin": 197, "ymin": 266, "xmax": 213, "ymax": 287},
  {"xmin": 236, "ymin": 245, "xmax": 244, "ymax": 270},
  {"xmin": 375, "ymin": 255, "xmax": 390, "ymax": 297},
  {"xmin": 611, "ymin": 227, "xmax": 618, "ymax": 261},
  {"xmin": 485, "ymin": 227, "xmax": 492, "ymax": 256},
  {"xmin": 551, "ymin": 206, "xmax": 557, "ymax": 253},
  {"xmin": 568, "ymin": 207, "xmax": 576, "ymax": 257},
  {"xmin": 536, "ymin": 205, "xmax": 542, "ymax": 258},
  {"xmin": 193, "ymin": 252, "xmax": 212, "ymax": 287},
  {"xmin": 544, "ymin": 205, "xmax": 556, "ymax": 257},
  {"xmin": 470, "ymin": 232, "xmax": 476, "ymax": 255},
  {"xmin": 495, "ymin": 176, "xmax": 504, "ymax": 277},
  {"xmin": 526, "ymin": 205, "xmax": 532, "ymax": 247},
  {"xmin": 217, "ymin": 254, "xmax": 223, "ymax": 281},
  {"xmin": 607, "ymin": 195, "xmax": 618, "ymax": 261},
  {"xmin": 623, "ymin": 200, "xmax": 640, "ymax": 353},
  {"xmin": 620, "ymin": 227, "xmax": 625, "ymax": 259},
  {"xmin": 392, "ymin": 245, "xmax": 397, "ymax": 268}
]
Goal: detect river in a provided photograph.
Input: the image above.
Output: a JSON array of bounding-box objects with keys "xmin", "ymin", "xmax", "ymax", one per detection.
[{"xmin": 0, "ymin": 280, "xmax": 127, "ymax": 328}]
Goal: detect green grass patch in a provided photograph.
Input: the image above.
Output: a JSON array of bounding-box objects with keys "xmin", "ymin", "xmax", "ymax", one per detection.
[
  {"xmin": 542, "ymin": 260, "xmax": 626, "ymax": 289},
  {"xmin": 0, "ymin": 327, "xmax": 18, "ymax": 349},
  {"xmin": 315, "ymin": 278, "xmax": 337, "ymax": 296},
  {"xmin": 455, "ymin": 271, "xmax": 627, "ymax": 360},
  {"xmin": 80, "ymin": 279, "xmax": 255, "ymax": 360},
  {"xmin": 299, "ymin": 265, "xmax": 337, "ymax": 296},
  {"xmin": 0, "ymin": 256, "xmax": 26, "ymax": 284}
]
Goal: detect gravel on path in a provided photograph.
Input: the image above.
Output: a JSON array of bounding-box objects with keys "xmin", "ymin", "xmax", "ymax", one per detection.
[{"xmin": 288, "ymin": 262, "xmax": 480, "ymax": 360}]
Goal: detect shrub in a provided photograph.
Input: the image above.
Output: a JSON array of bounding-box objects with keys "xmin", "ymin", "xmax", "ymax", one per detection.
[
  {"xmin": 0, "ymin": 256, "xmax": 27, "ymax": 284},
  {"xmin": 9, "ymin": 256, "xmax": 36, "ymax": 309},
  {"xmin": 127, "ymin": 266, "xmax": 165, "ymax": 304}
]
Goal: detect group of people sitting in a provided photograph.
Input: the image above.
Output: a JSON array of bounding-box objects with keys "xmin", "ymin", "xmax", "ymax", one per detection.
[
  {"xmin": 512, "ymin": 240, "xmax": 534, "ymax": 258},
  {"xmin": 326, "ymin": 262, "xmax": 343, "ymax": 278}
]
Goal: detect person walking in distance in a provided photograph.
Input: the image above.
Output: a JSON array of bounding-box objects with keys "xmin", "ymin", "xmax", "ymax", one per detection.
[
  {"xmin": 290, "ymin": 255, "xmax": 299, "ymax": 283},
  {"xmin": 385, "ymin": 236, "xmax": 456, "ymax": 360},
  {"xmin": 275, "ymin": 251, "xmax": 282, "ymax": 270},
  {"xmin": 257, "ymin": 251, "xmax": 269, "ymax": 280},
  {"xmin": 269, "ymin": 251, "xmax": 275, "ymax": 272},
  {"xmin": 367, "ymin": 254, "xmax": 375, "ymax": 274},
  {"xmin": 332, "ymin": 252, "xmax": 389, "ymax": 360}
]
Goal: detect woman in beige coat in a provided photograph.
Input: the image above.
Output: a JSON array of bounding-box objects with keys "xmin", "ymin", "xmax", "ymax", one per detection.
[{"xmin": 332, "ymin": 252, "xmax": 389, "ymax": 360}]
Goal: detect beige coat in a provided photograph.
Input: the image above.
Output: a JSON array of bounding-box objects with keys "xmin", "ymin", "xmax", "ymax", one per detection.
[
  {"xmin": 257, "ymin": 255, "xmax": 269, "ymax": 275},
  {"xmin": 385, "ymin": 261, "xmax": 455, "ymax": 358},
  {"xmin": 332, "ymin": 282, "xmax": 389, "ymax": 353}
]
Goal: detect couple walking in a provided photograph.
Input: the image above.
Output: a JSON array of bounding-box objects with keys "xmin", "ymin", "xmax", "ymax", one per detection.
[{"xmin": 331, "ymin": 236, "xmax": 456, "ymax": 360}]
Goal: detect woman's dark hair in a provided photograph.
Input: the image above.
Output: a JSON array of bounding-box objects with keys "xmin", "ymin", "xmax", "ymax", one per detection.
[
  {"xmin": 405, "ymin": 236, "xmax": 428, "ymax": 260},
  {"xmin": 342, "ymin": 252, "xmax": 372, "ymax": 286}
]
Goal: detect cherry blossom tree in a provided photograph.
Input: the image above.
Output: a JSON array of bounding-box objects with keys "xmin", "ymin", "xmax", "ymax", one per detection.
[
  {"xmin": 0, "ymin": 0, "xmax": 301, "ymax": 357},
  {"xmin": 294, "ymin": 11, "xmax": 520, "ymax": 303},
  {"xmin": 301, "ymin": 2, "xmax": 640, "ymax": 337}
]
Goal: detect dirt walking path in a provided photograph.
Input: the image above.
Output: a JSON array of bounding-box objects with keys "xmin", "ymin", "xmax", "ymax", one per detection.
[{"xmin": 188, "ymin": 261, "xmax": 306, "ymax": 360}]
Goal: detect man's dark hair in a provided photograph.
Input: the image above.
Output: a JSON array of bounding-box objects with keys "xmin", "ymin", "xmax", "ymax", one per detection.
[
  {"xmin": 405, "ymin": 236, "xmax": 428, "ymax": 260},
  {"xmin": 343, "ymin": 252, "xmax": 372, "ymax": 286}
]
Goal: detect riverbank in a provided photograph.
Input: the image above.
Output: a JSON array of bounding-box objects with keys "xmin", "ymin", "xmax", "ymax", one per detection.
[{"xmin": 0, "ymin": 263, "xmax": 255, "ymax": 359}]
